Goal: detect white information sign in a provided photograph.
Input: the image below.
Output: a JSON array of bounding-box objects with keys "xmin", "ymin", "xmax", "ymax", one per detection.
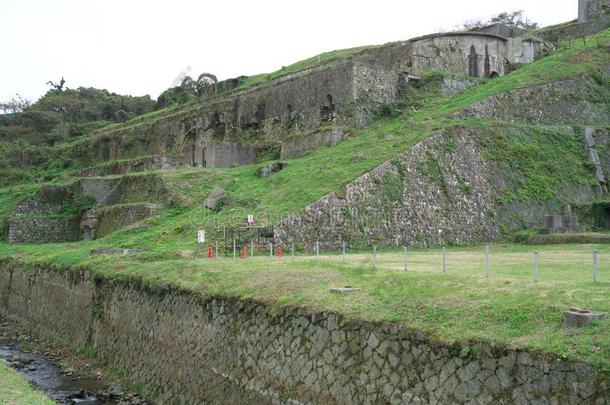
[
  {"xmin": 197, "ymin": 230, "xmax": 206, "ymax": 244},
  {"xmin": 247, "ymin": 215, "xmax": 254, "ymax": 226}
]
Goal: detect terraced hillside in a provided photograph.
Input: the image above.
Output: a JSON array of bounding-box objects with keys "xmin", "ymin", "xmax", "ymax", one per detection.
[
  {"xmin": 2, "ymin": 27, "xmax": 609, "ymax": 250},
  {"xmin": 0, "ymin": 22, "xmax": 610, "ymax": 404}
]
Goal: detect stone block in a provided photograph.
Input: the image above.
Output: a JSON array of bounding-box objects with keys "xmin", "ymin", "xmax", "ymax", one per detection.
[
  {"xmin": 329, "ymin": 287, "xmax": 362, "ymax": 295},
  {"xmin": 563, "ymin": 308, "xmax": 607, "ymax": 328},
  {"xmin": 204, "ymin": 187, "xmax": 228, "ymax": 211},
  {"xmin": 258, "ymin": 162, "xmax": 285, "ymax": 178}
]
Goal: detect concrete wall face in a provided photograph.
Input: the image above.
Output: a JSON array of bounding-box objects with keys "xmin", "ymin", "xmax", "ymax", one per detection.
[
  {"xmin": 410, "ymin": 34, "xmax": 509, "ymax": 78},
  {"xmin": 80, "ymin": 178, "xmax": 123, "ymax": 206},
  {"xmin": 203, "ymin": 142, "xmax": 257, "ymax": 168},
  {"xmin": 0, "ymin": 265, "xmax": 608, "ymax": 404}
]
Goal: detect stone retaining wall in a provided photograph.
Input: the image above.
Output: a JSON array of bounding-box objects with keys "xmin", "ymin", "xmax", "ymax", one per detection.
[
  {"xmin": 7, "ymin": 218, "xmax": 80, "ymax": 244},
  {"xmin": 0, "ymin": 262, "xmax": 608, "ymax": 404},
  {"xmin": 275, "ymin": 127, "xmax": 500, "ymax": 250},
  {"xmin": 455, "ymin": 80, "xmax": 610, "ymax": 125}
]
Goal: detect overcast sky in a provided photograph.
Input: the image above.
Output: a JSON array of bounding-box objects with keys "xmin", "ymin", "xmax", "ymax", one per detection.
[{"xmin": 1, "ymin": 0, "xmax": 577, "ymax": 102}]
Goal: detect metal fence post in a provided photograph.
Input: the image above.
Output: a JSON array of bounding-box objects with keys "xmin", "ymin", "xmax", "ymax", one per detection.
[
  {"xmin": 342, "ymin": 242, "xmax": 346, "ymax": 264},
  {"xmin": 291, "ymin": 243, "xmax": 295, "ymax": 262},
  {"xmin": 534, "ymin": 251, "xmax": 540, "ymax": 282},
  {"xmin": 403, "ymin": 246, "xmax": 408, "ymax": 272},
  {"xmin": 215, "ymin": 241, "xmax": 219, "ymax": 260},
  {"xmin": 316, "ymin": 241, "xmax": 320, "ymax": 263},
  {"xmin": 233, "ymin": 239, "xmax": 236, "ymax": 260},
  {"xmin": 269, "ymin": 242, "xmax": 273, "ymax": 260},
  {"xmin": 250, "ymin": 241, "xmax": 254, "ymax": 258},
  {"xmin": 372, "ymin": 246, "xmax": 377, "ymax": 270},
  {"xmin": 593, "ymin": 250, "xmax": 599, "ymax": 283},
  {"xmin": 442, "ymin": 247, "xmax": 447, "ymax": 273},
  {"xmin": 485, "ymin": 244, "xmax": 490, "ymax": 277}
]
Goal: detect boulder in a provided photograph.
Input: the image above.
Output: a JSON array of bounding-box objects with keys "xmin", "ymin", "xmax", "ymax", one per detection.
[
  {"xmin": 258, "ymin": 162, "xmax": 286, "ymax": 178},
  {"xmin": 204, "ymin": 187, "xmax": 227, "ymax": 211}
]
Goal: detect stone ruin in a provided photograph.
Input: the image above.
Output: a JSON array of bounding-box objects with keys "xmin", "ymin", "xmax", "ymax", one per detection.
[
  {"xmin": 541, "ymin": 205, "xmax": 581, "ymax": 234},
  {"xmin": 82, "ymin": 22, "xmax": 557, "ymax": 171}
]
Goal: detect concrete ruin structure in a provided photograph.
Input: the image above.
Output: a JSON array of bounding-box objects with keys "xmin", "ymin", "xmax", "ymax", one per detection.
[
  {"xmin": 579, "ymin": 0, "xmax": 610, "ymax": 23},
  {"xmin": 77, "ymin": 23, "xmax": 553, "ymax": 170}
]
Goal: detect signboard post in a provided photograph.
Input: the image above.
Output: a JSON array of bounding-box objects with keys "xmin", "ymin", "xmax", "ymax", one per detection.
[{"xmin": 196, "ymin": 230, "xmax": 205, "ymax": 258}]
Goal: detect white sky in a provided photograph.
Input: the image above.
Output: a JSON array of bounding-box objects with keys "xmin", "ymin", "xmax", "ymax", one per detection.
[{"xmin": 0, "ymin": 0, "xmax": 577, "ymax": 102}]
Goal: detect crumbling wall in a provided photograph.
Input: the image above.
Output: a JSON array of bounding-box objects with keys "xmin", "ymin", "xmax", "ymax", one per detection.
[{"xmin": 0, "ymin": 263, "xmax": 608, "ymax": 404}]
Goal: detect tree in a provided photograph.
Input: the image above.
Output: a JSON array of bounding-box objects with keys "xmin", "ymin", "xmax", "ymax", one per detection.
[
  {"xmin": 180, "ymin": 76, "xmax": 197, "ymax": 93},
  {"xmin": 46, "ymin": 77, "xmax": 66, "ymax": 92},
  {"xmin": 196, "ymin": 73, "xmax": 218, "ymax": 97},
  {"xmin": 0, "ymin": 94, "xmax": 31, "ymax": 114},
  {"xmin": 489, "ymin": 10, "xmax": 538, "ymax": 30},
  {"xmin": 457, "ymin": 10, "xmax": 538, "ymax": 31}
]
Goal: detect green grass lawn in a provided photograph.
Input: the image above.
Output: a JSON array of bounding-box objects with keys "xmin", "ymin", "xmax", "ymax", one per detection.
[
  {"xmin": 0, "ymin": 362, "xmax": 53, "ymax": 405},
  {"xmin": 1, "ymin": 242, "xmax": 609, "ymax": 372}
]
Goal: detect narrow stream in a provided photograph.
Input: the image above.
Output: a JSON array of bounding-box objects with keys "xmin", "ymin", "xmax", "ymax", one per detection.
[{"xmin": 0, "ymin": 318, "xmax": 146, "ymax": 404}]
